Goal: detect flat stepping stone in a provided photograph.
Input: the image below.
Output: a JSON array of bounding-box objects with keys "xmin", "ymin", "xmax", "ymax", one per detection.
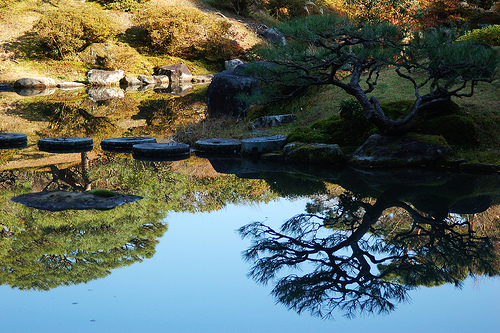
[
  {"xmin": 132, "ymin": 142, "xmax": 190, "ymax": 161},
  {"xmin": 38, "ymin": 137, "xmax": 93, "ymax": 153},
  {"xmin": 0, "ymin": 133, "xmax": 28, "ymax": 149},
  {"xmin": 195, "ymin": 138, "xmax": 241, "ymax": 154},
  {"xmin": 11, "ymin": 190, "xmax": 143, "ymax": 211},
  {"xmin": 241, "ymin": 135, "xmax": 287, "ymax": 155},
  {"xmin": 101, "ymin": 136, "xmax": 157, "ymax": 153}
]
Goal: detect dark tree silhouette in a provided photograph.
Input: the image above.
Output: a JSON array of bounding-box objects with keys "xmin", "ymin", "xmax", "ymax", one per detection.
[
  {"xmin": 239, "ymin": 189, "xmax": 498, "ymax": 319},
  {"xmin": 247, "ymin": 14, "xmax": 499, "ymax": 134}
]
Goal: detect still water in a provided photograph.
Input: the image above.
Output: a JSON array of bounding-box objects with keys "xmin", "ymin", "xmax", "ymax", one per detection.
[
  {"xmin": 0, "ymin": 154, "xmax": 499, "ymax": 332},
  {"xmin": 1, "ymin": 198, "xmax": 499, "ymax": 333},
  {"xmin": 0, "ymin": 89, "xmax": 500, "ymax": 332}
]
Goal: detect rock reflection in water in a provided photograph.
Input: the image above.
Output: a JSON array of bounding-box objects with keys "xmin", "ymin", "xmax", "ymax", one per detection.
[{"xmin": 239, "ymin": 168, "xmax": 500, "ymax": 319}]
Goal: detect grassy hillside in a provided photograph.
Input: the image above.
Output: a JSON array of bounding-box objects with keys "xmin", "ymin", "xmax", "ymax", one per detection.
[
  {"xmin": 0, "ymin": 0, "xmax": 261, "ymax": 82},
  {"xmin": 0, "ymin": 0, "xmax": 499, "ymax": 165}
]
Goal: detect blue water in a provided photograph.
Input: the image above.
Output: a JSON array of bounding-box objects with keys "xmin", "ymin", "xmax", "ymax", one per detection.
[{"xmin": 1, "ymin": 198, "xmax": 499, "ymax": 333}]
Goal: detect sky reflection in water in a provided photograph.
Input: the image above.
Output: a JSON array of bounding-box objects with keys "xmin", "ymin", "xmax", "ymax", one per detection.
[{"xmin": 0, "ymin": 199, "xmax": 499, "ymax": 333}]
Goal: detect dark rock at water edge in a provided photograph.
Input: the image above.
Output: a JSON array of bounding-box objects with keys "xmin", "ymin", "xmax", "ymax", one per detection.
[
  {"xmin": 13, "ymin": 77, "xmax": 56, "ymax": 88},
  {"xmin": 283, "ymin": 142, "xmax": 346, "ymax": 165},
  {"xmin": 206, "ymin": 68, "xmax": 260, "ymax": 118},
  {"xmin": 350, "ymin": 133, "xmax": 451, "ymax": 168}
]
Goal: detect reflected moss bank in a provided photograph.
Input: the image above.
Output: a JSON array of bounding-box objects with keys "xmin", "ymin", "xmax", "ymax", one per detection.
[{"xmin": 0, "ymin": 155, "xmax": 277, "ymax": 290}]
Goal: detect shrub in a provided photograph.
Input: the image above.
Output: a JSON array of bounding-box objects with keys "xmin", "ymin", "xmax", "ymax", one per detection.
[
  {"xmin": 28, "ymin": 4, "xmax": 117, "ymax": 60},
  {"xmin": 199, "ymin": 19, "xmax": 237, "ymax": 62},
  {"xmin": 208, "ymin": 0, "xmax": 259, "ymax": 16},
  {"xmin": 457, "ymin": 25, "xmax": 500, "ymax": 46},
  {"xmin": 339, "ymin": 99, "xmax": 363, "ymax": 119},
  {"xmin": 134, "ymin": 4, "xmax": 237, "ymax": 61},
  {"xmin": 420, "ymin": 114, "xmax": 478, "ymax": 146},
  {"xmin": 91, "ymin": 0, "xmax": 150, "ymax": 11},
  {"xmin": 79, "ymin": 42, "xmax": 152, "ymax": 73}
]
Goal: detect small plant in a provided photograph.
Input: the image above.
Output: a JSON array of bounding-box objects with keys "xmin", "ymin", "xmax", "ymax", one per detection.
[
  {"xmin": 26, "ymin": 4, "xmax": 117, "ymax": 60},
  {"xmin": 457, "ymin": 25, "xmax": 500, "ymax": 46},
  {"xmin": 339, "ymin": 99, "xmax": 363, "ymax": 119}
]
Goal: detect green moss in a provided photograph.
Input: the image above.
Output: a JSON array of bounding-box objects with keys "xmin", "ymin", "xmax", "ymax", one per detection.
[
  {"xmin": 287, "ymin": 110, "xmax": 374, "ymax": 148},
  {"xmin": 380, "ymin": 100, "xmax": 414, "ymax": 119},
  {"xmin": 420, "ymin": 114, "xmax": 478, "ymax": 146},
  {"xmin": 410, "ymin": 133, "xmax": 449, "ymax": 147},
  {"xmin": 287, "ymin": 126, "xmax": 329, "ymax": 143},
  {"xmin": 88, "ymin": 189, "xmax": 116, "ymax": 197}
]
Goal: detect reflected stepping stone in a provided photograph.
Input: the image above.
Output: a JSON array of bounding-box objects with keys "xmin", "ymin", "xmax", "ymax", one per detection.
[
  {"xmin": 195, "ymin": 138, "xmax": 241, "ymax": 154},
  {"xmin": 0, "ymin": 133, "xmax": 28, "ymax": 149},
  {"xmin": 101, "ymin": 136, "xmax": 157, "ymax": 153},
  {"xmin": 38, "ymin": 137, "xmax": 93, "ymax": 153},
  {"xmin": 132, "ymin": 142, "xmax": 190, "ymax": 161},
  {"xmin": 241, "ymin": 135, "xmax": 287, "ymax": 155},
  {"xmin": 11, "ymin": 190, "xmax": 143, "ymax": 211}
]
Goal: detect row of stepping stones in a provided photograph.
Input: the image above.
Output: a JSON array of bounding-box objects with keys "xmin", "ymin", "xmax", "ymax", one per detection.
[{"xmin": 0, "ymin": 133, "xmax": 288, "ymax": 161}]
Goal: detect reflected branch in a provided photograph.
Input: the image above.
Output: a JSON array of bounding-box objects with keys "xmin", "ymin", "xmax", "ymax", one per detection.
[{"xmin": 240, "ymin": 189, "xmax": 499, "ymax": 319}]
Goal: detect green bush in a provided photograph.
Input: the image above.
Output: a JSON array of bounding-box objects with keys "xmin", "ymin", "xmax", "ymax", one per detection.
[
  {"xmin": 91, "ymin": 0, "xmax": 150, "ymax": 11},
  {"xmin": 457, "ymin": 25, "xmax": 500, "ymax": 46},
  {"xmin": 339, "ymin": 99, "xmax": 363, "ymax": 119},
  {"xmin": 380, "ymin": 100, "xmax": 478, "ymax": 146},
  {"xmin": 134, "ymin": 4, "xmax": 236, "ymax": 60},
  {"xmin": 420, "ymin": 114, "xmax": 478, "ymax": 146},
  {"xmin": 79, "ymin": 42, "xmax": 152, "ymax": 73},
  {"xmin": 27, "ymin": 4, "xmax": 117, "ymax": 60},
  {"xmin": 208, "ymin": 0, "xmax": 259, "ymax": 16}
]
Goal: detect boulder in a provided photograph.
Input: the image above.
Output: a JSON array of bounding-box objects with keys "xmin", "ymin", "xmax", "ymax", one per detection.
[
  {"xmin": 225, "ymin": 58, "xmax": 244, "ymax": 71},
  {"xmin": 87, "ymin": 69, "xmax": 124, "ymax": 86},
  {"xmin": 251, "ymin": 114, "xmax": 297, "ymax": 129},
  {"xmin": 350, "ymin": 133, "xmax": 451, "ymax": 168},
  {"xmin": 284, "ymin": 142, "xmax": 346, "ymax": 165},
  {"xmin": 138, "ymin": 75, "xmax": 157, "ymax": 85},
  {"xmin": 206, "ymin": 67, "xmax": 260, "ymax": 118},
  {"xmin": 153, "ymin": 62, "xmax": 192, "ymax": 81},
  {"xmin": 13, "ymin": 77, "xmax": 56, "ymax": 88},
  {"xmin": 260, "ymin": 28, "xmax": 286, "ymax": 46},
  {"xmin": 120, "ymin": 75, "xmax": 143, "ymax": 87},
  {"xmin": 152, "ymin": 75, "xmax": 170, "ymax": 84}
]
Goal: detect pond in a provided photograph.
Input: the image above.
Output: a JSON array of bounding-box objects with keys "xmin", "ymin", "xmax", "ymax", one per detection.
[{"xmin": 0, "ymin": 89, "xmax": 499, "ymax": 332}]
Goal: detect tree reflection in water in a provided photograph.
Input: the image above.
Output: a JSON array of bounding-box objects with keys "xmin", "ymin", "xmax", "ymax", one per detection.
[{"xmin": 239, "ymin": 189, "xmax": 499, "ymax": 319}]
